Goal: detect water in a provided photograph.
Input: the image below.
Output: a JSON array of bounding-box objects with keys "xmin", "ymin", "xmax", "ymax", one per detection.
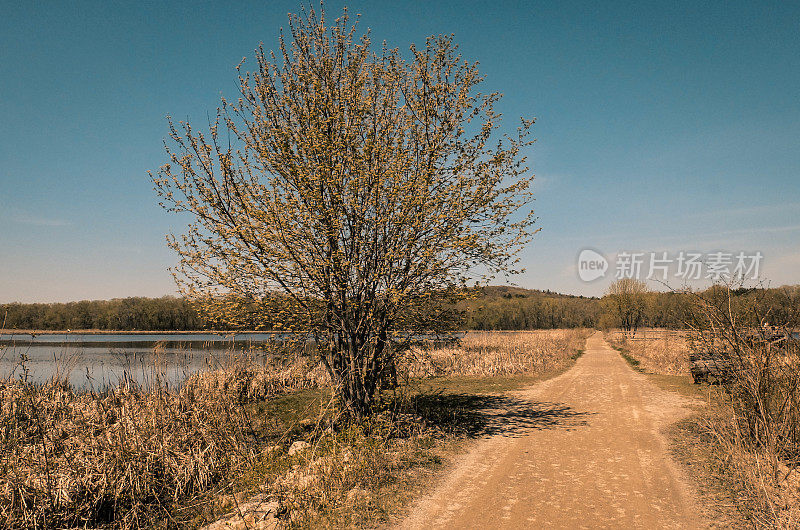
[
  {"xmin": 0, "ymin": 331, "xmax": 284, "ymax": 345},
  {"xmin": 0, "ymin": 331, "xmax": 464, "ymax": 390},
  {"xmin": 0, "ymin": 333, "xmax": 282, "ymax": 391}
]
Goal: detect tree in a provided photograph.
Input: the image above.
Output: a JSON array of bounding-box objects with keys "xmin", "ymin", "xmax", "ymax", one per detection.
[
  {"xmin": 602, "ymin": 278, "xmax": 648, "ymax": 335},
  {"xmin": 151, "ymin": 6, "xmax": 536, "ymax": 417}
]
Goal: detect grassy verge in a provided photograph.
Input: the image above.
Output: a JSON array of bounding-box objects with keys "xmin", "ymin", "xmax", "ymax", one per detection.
[
  {"xmin": 667, "ymin": 413, "xmax": 751, "ymax": 528},
  {"xmin": 614, "ymin": 345, "xmax": 644, "ymax": 372},
  {"xmin": 605, "ymin": 330, "xmax": 786, "ymax": 528},
  {"xmin": 645, "ymin": 373, "xmax": 707, "ymax": 400},
  {"xmin": 667, "ymin": 400, "xmax": 800, "ymax": 528}
]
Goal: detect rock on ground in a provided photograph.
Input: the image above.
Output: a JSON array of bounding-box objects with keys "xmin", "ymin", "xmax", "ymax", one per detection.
[
  {"xmin": 204, "ymin": 494, "xmax": 280, "ymax": 530},
  {"xmin": 288, "ymin": 440, "xmax": 311, "ymax": 456}
]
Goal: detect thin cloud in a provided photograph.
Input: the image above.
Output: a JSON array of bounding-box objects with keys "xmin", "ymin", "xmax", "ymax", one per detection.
[
  {"xmin": 716, "ymin": 224, "xmax": 800, "ymax": 236},
  {"xmin": 13, "ymin": 213, "xmax": 70, "ymax": 227},
  {"xmin": 560, "ymin": 224, "xmax": 800, "ymax": 246},
  {"xmin": 686, "ymin": 201, "xmax": 800, "ymax": 220},
  {"xmin": 530, "ymin": 174, "xmax": 564, "ymax": 193}
]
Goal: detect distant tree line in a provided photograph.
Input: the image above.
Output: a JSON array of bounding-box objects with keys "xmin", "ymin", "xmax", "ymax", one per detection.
[
  {"xmin": 458, "ymin": 287, "xmax": 602, "ymax": 329},
  {"xmin": 1, "ymin": 285, "xmax": 796, "ymax": 331},
  {"xmin": 0, "ymin": 297, "xmax": 205, "ymax": 331},
  {"xmin": 461, "ymin": 285, "xmax": 799, "ymax": 331},
  {"xmin": 599, "ymin": 283, "xmax": 800, "ymax": 332}
]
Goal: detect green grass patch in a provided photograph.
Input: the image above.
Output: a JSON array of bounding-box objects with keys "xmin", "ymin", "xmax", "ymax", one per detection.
[
  {"xmin": 248, "ymin": 388, "xmax": 330, "ymax": 441},
  {"xmin": 414, "ymin": 373, "xmax": 549, "ymax": 396},
  {"xmin": 611, "ymin": 343, "xmax": 645, "ymax": 372}
]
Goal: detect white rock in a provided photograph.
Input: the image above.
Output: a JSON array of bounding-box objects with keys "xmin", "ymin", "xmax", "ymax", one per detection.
[
  {"xmin": 288, "ymin": 440, "xmax": 311, "ymax": 456},
  {"xmin": 204, "ymin": 495, "xmax": 280, "ymax": 530}
]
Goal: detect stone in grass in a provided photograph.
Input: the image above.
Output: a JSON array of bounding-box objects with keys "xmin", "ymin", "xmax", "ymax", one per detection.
[
  {"xmin": 204, "ymin": 494, "xmax": 279, "ymax": 530},
  {"xmin": 346, "ymin": 486, "xmax": 372, "ymax": 506},
  {"xmin": 288, "ymin": 440, "xmax": 311, "ymax": 456}
]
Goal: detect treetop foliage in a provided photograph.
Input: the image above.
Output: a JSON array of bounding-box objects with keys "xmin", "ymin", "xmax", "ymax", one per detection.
[
  {"xmin": 151, "ymin": 5, "xmax": 538, "ymax": 415},
  {"xmin": 0, "ymin": 297, "xmax": 203, "ymax": 331},
  {"xmin": 152, "ymin": 7, "xmax": 537, "ymax": 324}
]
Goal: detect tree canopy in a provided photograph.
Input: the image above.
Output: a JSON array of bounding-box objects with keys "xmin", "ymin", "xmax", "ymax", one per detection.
[
  {"xmin": 602, "ymin": 278, "xmax": 649, "ymax": 333},
  {"xmin": 152, "ymin": 7, "xmax": 536, "ymax": 416}
]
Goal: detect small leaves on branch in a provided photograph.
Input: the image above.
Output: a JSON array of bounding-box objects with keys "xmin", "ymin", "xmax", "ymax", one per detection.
[{"xmin": 151, "ymin": 5, "xmax": 537, "ymax": 417}]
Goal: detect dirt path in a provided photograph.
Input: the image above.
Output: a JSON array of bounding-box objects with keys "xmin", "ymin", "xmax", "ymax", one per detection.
[{"xmin": 400, "ymin": 331, "xmax": 705, "ymax": 529}]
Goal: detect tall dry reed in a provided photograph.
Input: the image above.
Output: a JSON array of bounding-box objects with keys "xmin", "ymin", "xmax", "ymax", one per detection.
[
  {"xmin": 0, "ymin": 350, "xmax": 320, "ymax": 528},
  {"xmin": 607, "ymin": 331, "xmax": 690, "ymax": 375},
  {"xmin": 406, "ymin": 329, "xmax": 592, "ymax": 377}
]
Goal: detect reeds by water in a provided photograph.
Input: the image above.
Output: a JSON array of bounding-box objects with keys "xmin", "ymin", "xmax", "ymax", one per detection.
[{"xmin": 0, "ymin": 329, "xmax": 594, "ymax": 528}]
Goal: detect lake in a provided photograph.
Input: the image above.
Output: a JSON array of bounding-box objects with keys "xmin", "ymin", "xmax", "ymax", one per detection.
[
  {"xmin": 0, "ymin": 331, "xmax": 283, "ymax": 345},
  {"xmin": 0, "ymin": 332, "xmax": 285, "ymax": 390},
  {"xmin": 0, "ymin": 331, "xmax": 463, "ymax": 390}
]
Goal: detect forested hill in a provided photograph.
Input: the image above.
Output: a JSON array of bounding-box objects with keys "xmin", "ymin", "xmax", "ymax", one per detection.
[
  {"xmin": 478, "ymin": 286, "xmax": 595, "ymax": 299},
  {"xmin": 2, "ymin": 285, "xmax": 795, "ymax": 331}
]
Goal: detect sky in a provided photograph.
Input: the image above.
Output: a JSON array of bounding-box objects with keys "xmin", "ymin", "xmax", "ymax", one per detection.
[{"xmin": 1, "ymin": 0, "xmax": 798, "ymax": 303}]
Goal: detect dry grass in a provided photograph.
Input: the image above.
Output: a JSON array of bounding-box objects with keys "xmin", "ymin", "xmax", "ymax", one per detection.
[
  {"xmin": 1, "ymin": 378, "xmax": 252, "ymax": 527},
  {"xmin": 692, "ymin": 336, "xmax": 800, "ymax": 529},
  {"xmin": 606, "ymin": 330, "xmax": 690, "ymax": 375},
  {"xmin": 0, "ymin": 329, "xmax": 594, "ymax": 529},
  {"xmin": 407, "ymin": 329, "xmax": 592, "ymax": 378},
  {"xmin": 692, "ymin": 404, "xmax": 800, "ymax": 528},
  {"xmin": 0, "ymin": 355, "xmax": 324, "ymax": 528},
  {"xmin": 181, "ymin": 360, "xmax": 328, "ymax": 404}
]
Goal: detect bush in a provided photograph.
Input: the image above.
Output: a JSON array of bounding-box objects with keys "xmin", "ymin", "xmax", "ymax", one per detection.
[{"xmin": 687, "ymin": 285, "xmax": 800, "ymax": 526}]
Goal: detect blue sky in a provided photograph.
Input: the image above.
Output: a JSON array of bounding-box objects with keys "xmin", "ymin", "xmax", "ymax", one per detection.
[{"xmin": 1, "ymin": 0, "xmax": 798, "ymax": 302}]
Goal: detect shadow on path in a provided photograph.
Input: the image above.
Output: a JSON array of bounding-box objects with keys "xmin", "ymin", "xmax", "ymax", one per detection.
[{"xmin": 410, "ymin": 392, "xmax": 592, "ymax": 438}]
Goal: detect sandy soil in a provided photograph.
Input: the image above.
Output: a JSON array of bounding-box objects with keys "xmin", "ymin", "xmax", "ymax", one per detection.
[{"xmin": 400, "ymin": 331, "xmax": 705, "ymax": 529}]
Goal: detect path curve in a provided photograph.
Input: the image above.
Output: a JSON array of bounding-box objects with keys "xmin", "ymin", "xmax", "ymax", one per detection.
[{"xmin": 400, "ymin": 331, "xmax": 705, "ymax": 529}]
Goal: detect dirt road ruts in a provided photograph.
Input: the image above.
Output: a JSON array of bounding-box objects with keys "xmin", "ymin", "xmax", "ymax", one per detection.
[{"xmin": 400, "ymin": 332, "xmax": 704, "ymax": 529}]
